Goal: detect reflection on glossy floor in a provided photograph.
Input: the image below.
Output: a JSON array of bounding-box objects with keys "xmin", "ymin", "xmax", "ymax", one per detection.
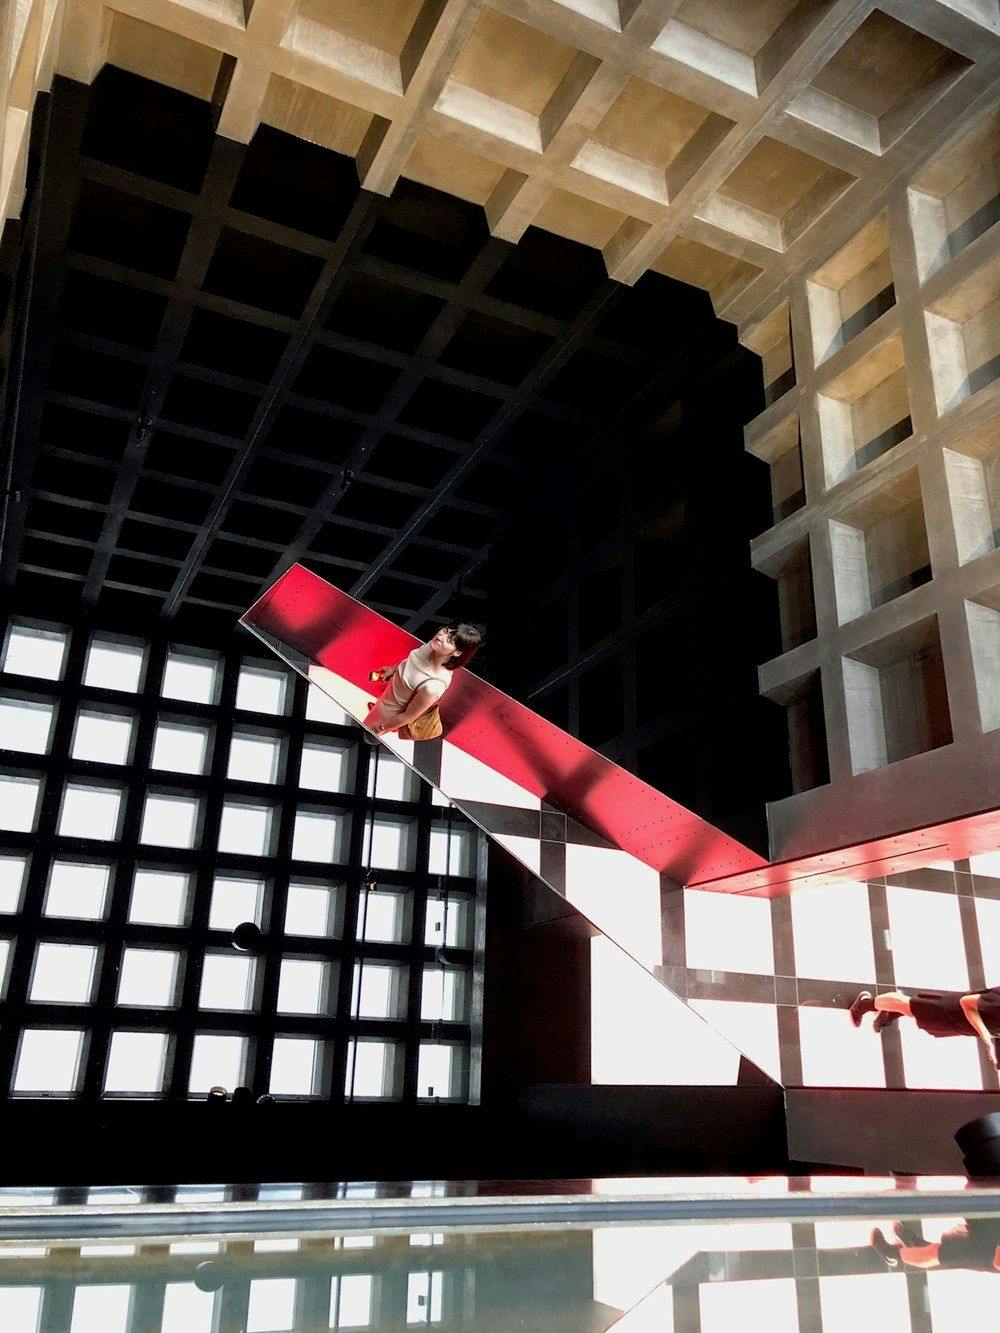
[{"xmin": 1, "ymin": 1178, "xmax": 998, "ymax": 1329}]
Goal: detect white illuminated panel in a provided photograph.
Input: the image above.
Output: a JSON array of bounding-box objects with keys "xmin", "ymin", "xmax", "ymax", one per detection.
[
  {"xmin": 590, "ymin": 936, "xmax": 740, "ymax": 1085},
  {"xmin": 688, "ymin": 1000, "xmax": 781, "ymax": 1082},
  {"xmin": 700, "ymin": 1278, "xmax": 798, "ymax": 1332},
  {"xmin": 974, "ymin": 897, "xmax": 1000, "ymax": 984},
  {"xmin": 798, "ymin": 1006, "xmax": 886, "ymax": 1087},
  {"xmin": 592, "ymin": 1225, "xmax": 695, "ymax": 1316},
  {"xmin": 493, "ymin": 833, "xmax": 541, "ymax": 874},
  {"xmin": 161, "ymin": 1283, "xmax": 217, "ymax": 1333},
  {"xmin": 899, "ymin": 1018, "xmax": 984, "ymax": 1090},
  {"xmin": 331, "ymin": 1274, "xmax": 375, "ymax": 1328},
  {"xmin": 927, "ymin": 1271, "xmax": 1000, "ymax": 1333},
  {"xmin": 439, "ymin": 741, "xmax": 541, "ymax": 810},
  {"xmin": 305, "ymin": 684, "xmax": 350, "ymax": 726},
  {"xmin": 684, "ymin": 891, "xmax": 774, "ymax": 975},
  {"xmin": 886, "ymin": 885, "xmax": 969, "ymax": 992},
  {"xmin": 247, "ymin": 1277, "xmax": 295, "ymax": 1332},
  {"xmin": 790, "ymin": 880, "xmax": 876, "ymax": 981},
  {"xmin": 969, "ymin": 851, "xmax": 1000, "ymax": 878},
  {"xmin": 0, "ymin": 1288, "xmax": 42, "ymax": 1332},
  {"xmin": 2, "ymin": 623, "xmax": 67, "ymax": 680},
  {"xmin": 610, "ymin": 1282, "xmax": 673, "ymax": 1331},
  {"xmin": 818, "ymin": 1273, "xmax": 911, "ymax": 1333},
  {"xmin": 69, "ymin": 1285, "xmax": 133, "ymax": 1332},
  {"xmin": 0, "ymin": 697, "xmax": 55, "ymax": 754},
  {"xmin": 567, "ymin": 845, "xmax": 662, "ymax": 969}
]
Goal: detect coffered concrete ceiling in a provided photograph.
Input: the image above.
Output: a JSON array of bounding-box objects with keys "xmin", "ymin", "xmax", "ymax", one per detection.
[{"xmin": 1, "ymin": 0, "xmax": 998, "ymax": 327}]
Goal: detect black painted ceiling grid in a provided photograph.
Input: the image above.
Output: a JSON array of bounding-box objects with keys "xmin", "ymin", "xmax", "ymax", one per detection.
[{"xmin": 2, "ymin": 68, "xmax": 722, "ymax": 639}]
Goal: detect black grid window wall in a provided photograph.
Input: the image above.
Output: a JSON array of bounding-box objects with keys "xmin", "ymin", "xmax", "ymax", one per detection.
[{"xmin": 0, "ymin": 614, "xmax": 485, "ymax": 1105}]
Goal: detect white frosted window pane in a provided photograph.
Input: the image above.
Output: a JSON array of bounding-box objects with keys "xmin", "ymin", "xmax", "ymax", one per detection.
[
  {"xmin": 886, "ymin": 885, "xmax": 969, "ymax": 991},
  {"xmin": 424, "ymin": 896, "xmax": 471, "ymax": 948},
  {"xmin": 83, "ymin": 638, "xmax": 145, "ymax": 692},
  {"xmin": 162, "ymin": 1282, "xmax": 217, "ymax": 1333},
  {"xmin": 189, "ymin": 1034, "xmax": 248, "ymax": 1094},
  {"xmin": 428, "ymin": 826, "xmax": 473, "ymax": 876},
  {"xmin": 2, "ymin": 624, "xmax": 67, "ymax": 680},
  {"xmin": 117, "ymin": 949, "xmax": 180, "ymax": 1007},
  {"xmin": 71, "ymin": 711, "xmax": 134, "ymax": 765},
  {"xmin": 352, "ymin": 963, "xmax": 406, "ymax": 1019},
  {"xmin": 104, "ymin": 1031, "xmax": 169, "ymax": 1093},
  {"xmin": 0, "ymin": 853, "xmax": 28, "ymax": 912},
  {"xmin": 14, "ymin": 1028, "xmax": 85, "ymax": 1093},
  {"xmin": 970, "ymin": 851, "xmax": 1000, "ymax": 878},
  {"xmin": 700, "ymin": 1278, "xmax": 798, "ymax": 1333},
  {"xmin": 30, "ymin": 943, "xmax": 98, "ymax": 1003},
  {"xmin": 421, "ymin": 967, "xmax": 467, "ymax": 1022},
  {"xmin": 301, "ymin": 741, "xmax": 354, "ymax": 793},
  {"xmin": 45, "ymin": 861, "xmax": 111, "ymax": 919},
  {"xmin": 140, "ymin": 793, "xmax": 199, "ymax": 849},
  {"xmin": 406, "ymin": 1270, "xmax": 442, "ymax": 1324},
  {"xmin": 0, "ymin": 698, "xmax": 55, "ymax": 753},
  {"xmin": 60, "ymin": 783, "xmax": 123, "ymax": 840},
  {"xmin": 359, "ymin": 889, "xmax": 407, "ymax": 944},
  {"xmin": 130, "ymin": 869, "xmax": 189, "ymax": 926},
  {"xmin": 417, "ymin": 1044, "xmax": 465, "ymax": 1100},
  {"xmin": 1, "ymin": 774, "xmax": 42, "ymax": 832},
  {"xmin": 335, "ymin": 1273, "xmax": 374, "ymax": 1328},
  {"xmin": 590, "ymin": 936, "xmax": 740, "ymax": 1085},
  {"xmin": 345, "ymin": 1040, "xmax": 399, "ymax": 1099},
  {"xmin": 237, "ymin": 666, "xmax": 288, "ymax": 716},
  {"xmin": 247, "ymin": 1278, "xmax": 296, "ymax": 1332},
  {"xmin": 684, "ymin": 891, "xmax": 774, "ymax": 975},
  {"xmin": 220, "ymin": 802, "xmax": 273, "ymax": 856},
  {"xmin": 791, "ymin": 880, "xmax": 876, "ymax": 981},
  {"xmin": 367, "ymin": 755, "xmax": 417, "ymax": 801},
  {"xmin": 293, "ymin": 810, "xmax": 348, "ymax": 863},
  {"xmin": 565, "ymin": 843, "xmax": 662, "ymax": 970},
  {"xmin": 799, "ymin": 1006, "xmax": 887, "ymax": 1087},
  {"xmin": 286, "ymin": 882, "xmax": 338, "ymax": 937},
  {"xmin": 688, "ymin": 1000, "xmax": 782, "ymax": 1083},
  {"xmin": 899, "ymin": 1017, "xmax": 984, "ymax": 1090},
  {"xmin": 819, "ymin": 1274, "xmax": 911, "ymax": 1333},
  {"xmin": 366, "ymin": 817, "xmax": 416, "ymax": 871},
  {"xmin": 200, "ymin": 954, "xmax": 257, "ymax": 1011},
  {"xmin": 927, "ymin": 1271, "xmax": 999, "ymax": 1333},
  {"xmin": 228, "ymin": 734, "xmax": 282, "ymax": 784},
  {"xmin": 162, "ymin": 652, "xmax": 219, "ymax": 704},
  {"xmin": 0, "ymin": 1288, "xmax": 41, "ymax": 1332},
  {"xmin": 209, "ymin": 876, "xmax": 265, "ymax": 931},
  {"xmin": 975, "ymin": 896, "xmax": 1000, "ymax": 985},
  {"xmin": 278, "ymin": 959, "xmax": 330, "ymax": 1014},
  {"xmin": 306, "ymin": 686, "xmax": 350, "ymax": 725},
  {"xmin": 270, "ymin": 1037, "xmax": 322, "ymax": 1095},
  {"xmin": 152, "ymin": 722, "xmax": 210, "ymax": 775},
  {"xmin": 70, "ymin": 1285, "xmax": 132, "ymax": 1332}
]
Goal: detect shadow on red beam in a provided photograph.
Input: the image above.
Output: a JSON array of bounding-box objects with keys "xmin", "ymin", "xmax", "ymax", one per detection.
[{"xmin": 240, "ymin": 564, "xmax": 768, "ymax": 887}]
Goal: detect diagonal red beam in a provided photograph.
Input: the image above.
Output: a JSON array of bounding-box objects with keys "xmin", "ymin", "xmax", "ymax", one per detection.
[
  {"xmin": 242, "ymin": 564, "xmax": 1000, "ymax": 896},
  {"xmin": 240, "ymin": 563, "xmax": 768, "ymax": 886}
]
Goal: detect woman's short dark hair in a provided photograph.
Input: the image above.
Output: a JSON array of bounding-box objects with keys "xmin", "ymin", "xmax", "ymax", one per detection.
[{"xmin": 445, "ymin": 622, "xmax": 484, "ymax": 671}]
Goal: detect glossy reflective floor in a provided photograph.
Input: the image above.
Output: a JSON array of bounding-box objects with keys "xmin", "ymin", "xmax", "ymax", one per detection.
[{"xmin": 1, "ymin": 1178, "xmax": 998, "ymax": 1329}]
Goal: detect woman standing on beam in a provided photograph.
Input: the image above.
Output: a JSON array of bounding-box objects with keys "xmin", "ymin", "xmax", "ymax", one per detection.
[{"xmin": 366, "ymin": 623, "xmax": 483, "ymax": 740}]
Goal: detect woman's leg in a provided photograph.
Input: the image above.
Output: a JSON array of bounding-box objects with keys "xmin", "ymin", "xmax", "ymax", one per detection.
[
  {"xmin": 873, "ymin": 991, "xmax": 914, "ymax": 1017},
  {"xmin": 897, "ymin": 1242, "xmax": 941, "ymax": 1269}
]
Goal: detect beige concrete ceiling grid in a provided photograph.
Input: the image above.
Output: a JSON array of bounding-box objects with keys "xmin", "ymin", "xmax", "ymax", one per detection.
[{"xmin": 2, "ymin": 0, "xmax": 997, "ymax": 335}]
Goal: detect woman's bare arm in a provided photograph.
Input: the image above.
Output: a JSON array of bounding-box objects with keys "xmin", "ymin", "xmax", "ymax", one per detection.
[
  {"xmin": 959, "ymin": 994, "xmax": 994, "ymax": 1052},
  {"xmin": 373, "ymin": 684, "xmax": 439, "ymax": 733}
]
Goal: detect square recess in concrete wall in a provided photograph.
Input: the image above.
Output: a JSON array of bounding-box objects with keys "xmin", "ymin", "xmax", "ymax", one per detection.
[
  {"xmin": 817, "ymin": 333, "xmax": 913, "ymax": 489},
  {"xmin": 842, "ymin": 615, "xmax": 953, "ymax": 775},
  {"xmin": 829, "ymin": 467, "xmax": 931, "ymax": 624}
]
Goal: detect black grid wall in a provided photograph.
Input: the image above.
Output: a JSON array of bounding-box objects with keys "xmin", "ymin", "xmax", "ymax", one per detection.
[{"xmin": 0, "ymin": 614, "xmax": 486, "ymax": 1105}]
